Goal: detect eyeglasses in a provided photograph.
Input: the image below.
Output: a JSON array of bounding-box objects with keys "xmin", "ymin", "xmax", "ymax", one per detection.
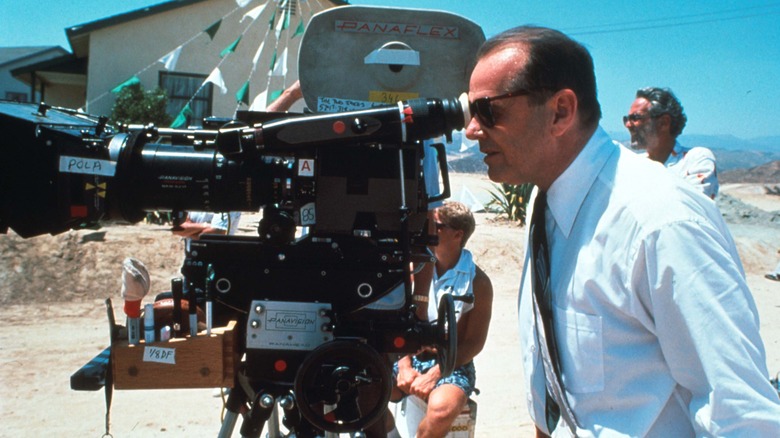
[
  {"xmin": 469, "ymin": 89, "xmax": 535, "ymax": 128},
  {"xmin": 434, "ymin": 222, "xmax": 450, "ymax": 231},
  {"xmin": 622, "ymin": 113, "xmax": 657, "ymax": 125}
]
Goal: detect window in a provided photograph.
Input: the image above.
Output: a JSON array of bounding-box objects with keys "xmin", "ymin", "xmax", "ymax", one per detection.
[
  {"xmin": 159, "ymin": 72, "xmax": 212, "ymax": 127},
  {"xmin": 5, "ymin": 92, "xmax": 28, "ymax": 102}
]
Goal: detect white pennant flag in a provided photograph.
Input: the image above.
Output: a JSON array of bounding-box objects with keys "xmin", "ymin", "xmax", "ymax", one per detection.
[
  {"xmin": 275, "ymin": 6, "xmax": 287, "ymax": 39},
  {"xmin": 159, "ymin": 46, "xmax": 182, "ymax": 70},
  {"xmin": 249, "ymin": 89, "xmax": 268, "ymax": 111},
  {"xmin": 272, "ymin": 47, "xmax": 288, "ymax": 76},
  {"xmin": 205, "ymin": 67, "xmax": 228, "ymax": 94},
  {"xmin": 252, "ymin": 40, "xmax": 267, "ymax": 66},
  {"xmin": 236, "ymin": 0, "xmax": 252, "ymax": 7},
  {"xmin": 242, "ymin": 3, "xmax": 267, "ymax": 22}
]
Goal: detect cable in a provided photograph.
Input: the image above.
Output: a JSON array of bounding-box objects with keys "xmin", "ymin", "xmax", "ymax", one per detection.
[{"xmin": 565, "ymin": 2, "xmax": 780, "ymax": 36}]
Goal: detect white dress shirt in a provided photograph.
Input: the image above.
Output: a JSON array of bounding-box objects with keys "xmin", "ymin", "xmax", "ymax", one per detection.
[
  {"xmin": 664, "ymin": 141, "xmax": 719, "ymax": 200},
  {"xmin": 519, "ymin": 127, "xmax": 780, "ymax": 436}
]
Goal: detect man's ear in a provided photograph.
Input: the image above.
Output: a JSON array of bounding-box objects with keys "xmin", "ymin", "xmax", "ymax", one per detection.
[{"xmin": 550, "ymin": 89, "xmax": 578, "ymax": 137}]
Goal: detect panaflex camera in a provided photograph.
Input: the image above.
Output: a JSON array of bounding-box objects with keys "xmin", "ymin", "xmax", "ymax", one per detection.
[{"xmin": 0, "ymin": 95, "xmax": 470, "ymax": 435}]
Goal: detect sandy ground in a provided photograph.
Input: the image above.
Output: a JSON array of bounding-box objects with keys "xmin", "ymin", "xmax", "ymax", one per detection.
[{"xmin": 1, "ymin": 174, "xmax": 779, "ymax": 437}]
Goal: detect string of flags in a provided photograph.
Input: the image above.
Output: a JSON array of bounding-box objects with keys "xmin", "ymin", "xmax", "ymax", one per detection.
[{"xmin": 95, "ymin": 0, "xmax": 317, "ymax": 128}]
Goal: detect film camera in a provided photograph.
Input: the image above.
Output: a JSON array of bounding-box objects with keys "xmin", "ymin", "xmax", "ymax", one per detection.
[{"xmin": 0, "ymin": 94, "xmax": 470, "ymax": 436}]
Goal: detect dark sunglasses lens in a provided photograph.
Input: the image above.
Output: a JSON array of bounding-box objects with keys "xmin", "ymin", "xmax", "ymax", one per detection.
[{"xmin": 472, "ymin": 98, "xmax": 495, "ymax": 127}]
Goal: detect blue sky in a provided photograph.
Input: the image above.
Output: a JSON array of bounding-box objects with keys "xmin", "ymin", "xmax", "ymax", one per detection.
[{"xmin": 2, "ymin": 0, "xmax": 779, "ymax": 139}]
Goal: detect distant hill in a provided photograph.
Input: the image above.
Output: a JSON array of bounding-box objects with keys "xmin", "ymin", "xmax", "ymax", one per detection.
[
  {"xmin": 448, "ymin": 132, "xmax": 780, "ymax": 177},
  {"xmin": 720, "ymin": 160, "xmax": 780, "ymax": 184},
  {"xmin": 609, "ymin": 132, "xmax": 780, "ymax": 172}
]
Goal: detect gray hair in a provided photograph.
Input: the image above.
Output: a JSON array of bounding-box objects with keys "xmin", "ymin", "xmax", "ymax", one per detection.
[{"xmin": 636, "ymin": 87, "xmax": 687, "ymax": 137}]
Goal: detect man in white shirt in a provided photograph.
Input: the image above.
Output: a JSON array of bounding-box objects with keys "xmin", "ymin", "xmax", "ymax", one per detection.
[
  {"xmin": 464, "ymin": 25, "xmax": 780, "ymax": 436},
  {"xmin": 624, "ymin": 86, "xmax": 719, "ymax": 199}
]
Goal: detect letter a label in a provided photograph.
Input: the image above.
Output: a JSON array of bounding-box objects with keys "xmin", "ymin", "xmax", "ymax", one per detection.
[{"xmin": 298, "ymin": 159, "xmax": 314, "ymax": 177}]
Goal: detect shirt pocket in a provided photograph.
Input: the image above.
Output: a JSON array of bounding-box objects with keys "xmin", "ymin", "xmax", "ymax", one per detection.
[{"xmin": 555, "ymin": 306, "xmax": 604, "ymax": 394}]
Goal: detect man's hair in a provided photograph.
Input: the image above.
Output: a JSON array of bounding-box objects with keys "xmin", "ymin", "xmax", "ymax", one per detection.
[
  {"xmin": 636, "ymin": 87, "xmax": 687, "ymax": 137},
  {"xmin": 436, "ymin": 201, "xmax": 476, "ymax": 247},
  {"xmin": 476, "ymin": 25, "xmax": 602, "ymax": 128}
]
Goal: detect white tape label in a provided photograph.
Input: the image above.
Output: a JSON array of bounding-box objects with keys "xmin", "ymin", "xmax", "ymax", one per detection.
[
  {"xmin": 143, "ymin": 346, "xmax": 176, "ymax": 365},
  {"xmin": 300, "ymin": 202, "xmax": 316, "ymax": 226},
  {"xmin": 298, "ymin": 159, "xmax": 314, "ymax": 177},
  {"xmin": 59, "ymin": 155, "xmax": 116, "ymax": 176}
]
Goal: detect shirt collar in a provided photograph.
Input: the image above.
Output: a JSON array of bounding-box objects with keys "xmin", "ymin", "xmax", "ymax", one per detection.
[
  {"xmin": 546, "ymin": 127, "xmax": 615, "ymax": 238},
  {"xmin": 665, "ymin": 140, "xmax": 687, "ymax": 163}
]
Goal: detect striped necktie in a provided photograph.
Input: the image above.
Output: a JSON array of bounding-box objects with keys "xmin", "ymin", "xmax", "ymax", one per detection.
[{"xmin": 530, "ymin": 191, "xmax": 577, "ymax": 434}]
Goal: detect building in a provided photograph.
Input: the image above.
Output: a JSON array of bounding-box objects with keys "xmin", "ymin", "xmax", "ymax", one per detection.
[{"xmin": 0, "ymin": 46, "xmax": 70, "ymax": 103}]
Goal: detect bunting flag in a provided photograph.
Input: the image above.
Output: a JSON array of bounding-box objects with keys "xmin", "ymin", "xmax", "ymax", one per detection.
[
  {"xmin": 268, "ymin": 11, "xmax": 276, "ymax": 29},
  {"xmin": 220, "ymin": 36, "xmax": 242, "ymax": 58},
  {"xmin": 236, "ymin": 0, "xmax": 252, "ymax": 7},
  {"xmin": 271, "ymin": 47, "xmax": 288, "ymax": 76},
  {"xmin": 269, "ymin": 48, "xmax": 278, "ymax": 71},
  {"xmin": 292, "ymin": 17, "xmax": 305, "ymax": 38},
  {"xmin": 170, "ymin": 103, "xmax": 193, "ymax": 128},
  {"xmin": 236, "ymin": 81, "xmax": 250, "ymax": 105},
  {"xmin": 275, "ymin": 7, "xmax": 289, "ymax": 39},
  {"xmin": 242, "ymin": 2, "xmax": 267, "ymax": 22},
  {"xmin": 269, "ymin": 88, "xmax": 284, "ymax": 103},
  {"xmin": 111, "ymin": 76, "xmax": 140, "ymax": 93},
  {"xmin": 249, "ymin": 89, "xmax": 268, "ymax": 111},
  {"xmin": 205, "ymin": 67, "xmax": 228, "ymax": 94},
  {"xmin": 252, "ymin": 39, "xmax": 267, "ymax": 66},
  {"xmin": 158, "ymin": 46, "xmax": 182, "ymax": 70},
  {"xmin": 205, "ymin": 20, "xmax": 222, "ymax": 40}
]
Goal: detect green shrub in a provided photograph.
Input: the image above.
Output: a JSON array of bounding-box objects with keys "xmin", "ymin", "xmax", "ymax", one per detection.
[
  {"xmin": 486, "ymin": 182, "xmax": 534, "ymax": 225},
  {"xmin": 109, "ymin": 83, "xmax": 172, "ymax": 127}
]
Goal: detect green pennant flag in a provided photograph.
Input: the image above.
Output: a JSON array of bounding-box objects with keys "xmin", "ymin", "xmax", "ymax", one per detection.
[
  {"xmin": 281, "ymin": 9, "xmax": 290, "ymax": 31},
  {"xmin": 269, "ymin": 89, "xmax": 283, "ymax": 103},
  {"xmin": 205, "ymin": 20, "xmax": 222, "ymax": 40},
  {"xmin": 268, "ymin": 11, "xmax": 276, "ymax": 29},
  {"xmin": 110, "ymin": 76, "xmax": 140, "ymax": 94},
  {"xmin": 236, "ymin": 81, "xmax": 250, "ymax": 105},
  {"xmin": 269, "ymin": 48, "xmax": 277, "ymax": 71},
  {"xmin": 293, "ymin": 18, "xmax": 305, "ymax": 38},
  {"xmin": 220, "ymin": 36, "xmax": 242, "ymax": 58},
  {"xmin": 170, "ymin": 103, "xmax": 193, "ymax": 128}
]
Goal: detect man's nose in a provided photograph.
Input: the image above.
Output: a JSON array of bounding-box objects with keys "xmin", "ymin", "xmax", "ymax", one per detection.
[{"xmin": 464, "ymin": 117, "xmax": 484, "ymax": 140}]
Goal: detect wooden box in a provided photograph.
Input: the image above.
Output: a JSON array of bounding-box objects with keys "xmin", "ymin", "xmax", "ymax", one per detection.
[{"xmin": 112, "ymin": 321, "xmax": 238, "ymax": 390}]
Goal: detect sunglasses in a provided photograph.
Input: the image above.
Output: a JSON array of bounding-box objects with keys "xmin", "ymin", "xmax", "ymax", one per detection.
[
  {"xmin": 622, "ymin": 113, "xmax": 658, "ymax": 125},
  {"xmin": 469, "ymin": 89, "xmax": 535, "ymax": 128},
  {"xmin": 434, "ymin": 222, "xmax": 450, "ymax": 231}
]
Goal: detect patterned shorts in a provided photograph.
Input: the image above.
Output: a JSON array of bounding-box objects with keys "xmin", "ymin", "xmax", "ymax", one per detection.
[{"xmin": 393, "ymin": 356, "xmax": 476, "ymax": 396}]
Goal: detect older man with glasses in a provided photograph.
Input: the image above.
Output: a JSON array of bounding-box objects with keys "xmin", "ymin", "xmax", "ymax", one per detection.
[
  {"xmin": 465, "ymin": 25, "xmax": 780, "ymax": 436},
  {"xmin": 624, "ymin": 86, "xmax": 719, "ymax": 199}
]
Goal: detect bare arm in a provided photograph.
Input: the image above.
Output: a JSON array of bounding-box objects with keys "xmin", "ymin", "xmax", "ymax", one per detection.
[
  {"xmin": 454, "ymin": 266, "xmax": 493, "ymax": 367},
  {"xmin": 266, "ymin": 80, "xmax": 303, "ymax": 112},
  {"xmin": 171, "ymin": 219, "xmax": 227, "ymax": 238}
]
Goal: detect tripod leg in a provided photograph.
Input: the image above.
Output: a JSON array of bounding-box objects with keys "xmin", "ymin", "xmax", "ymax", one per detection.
[
  {"xmin": 267, "ymin": 404, "xmax": 281, "ymax": 438},
  {"xmin": 218, "ymin": 386, "xmax": 247, "ymax": 438}
]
